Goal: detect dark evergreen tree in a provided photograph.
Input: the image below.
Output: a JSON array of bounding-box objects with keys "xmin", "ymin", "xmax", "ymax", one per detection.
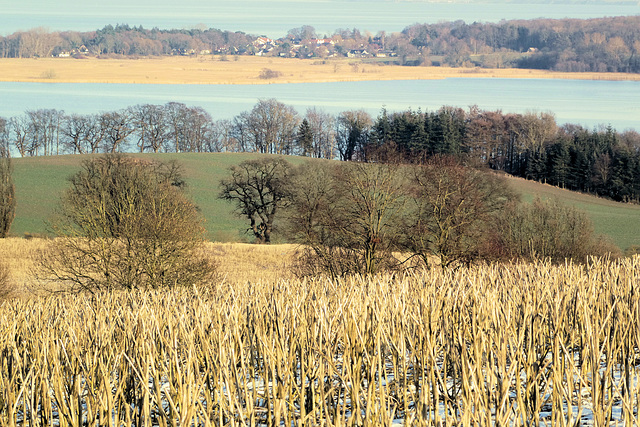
[
  {"xmin": 547, "ymin": 140, "xmax": 571, "ymax": 188},
  {"xmin": 296, "ymin": 118, "xmax": 314, "ymax": 157},
  {"xmin": 408, "ymin": 112, "xmax": 428, "ymax": 155},
  {"xmin": 609, "ymin": 146, "xmax": 636, "ymax": 201},
  {"xmin": 429, "ymin": 107, "xmax": 466, "ymax": 155}
]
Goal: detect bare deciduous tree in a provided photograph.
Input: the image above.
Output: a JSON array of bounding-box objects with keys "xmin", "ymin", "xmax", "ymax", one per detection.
[
  {"xmin": 181, "ymin": 106, "xmax": 214, "ymax": 153},
  {"xmin": 233, "ymin": 99, "xmax": 300, "ymax": 155},
  {"xmin": 286, "ymin": 161, "xmax": 407, "ymax": 277},
  {"xmin": 0, "ymin": 143, "xmax": 16, "ymax": 238},
  {"xmin": 209, "ymin": 119, "xmax": 236, "ymax": 152},
  {"xmin": 304, "ymin": 107, "xmax": 335, "ymax": 159},
  {"xmin": 219, "ymin": 157, "xmax": 293, "ymax": 244},
  {"xmin": 41, "ymin": 154, "xmax": 216, "ymax": 291},
  {"xmin": 402, "ymin": 156, "xmax": 515, "ymax": 269},
  {"xmin": 129, "ymin": 104, "xmax": 170, "ymax": 153},
  {"xmin": 60, "ymin": 114, "xmax": 104, "ymax": 154},
  {"xmin": 16, "ymin": 28, "xmax": 61, "ymax": 58},
  {"xmin": 26, "ymin": 109, "xmax": 63, "ymax": 156},
  {"xmin": 100, "ymin": 110, "xmax": 134, "ymax": 153},
  {"xmin": 516, "ymin": 111, "xmax": 558, "ymax": 180},
  {"xmin": 9, "ymin": 115, "xmax": 31, "ymax": 157},
  {"xmin": 335, "ymin": 110, "xmax": 371, "ymax": 161}
]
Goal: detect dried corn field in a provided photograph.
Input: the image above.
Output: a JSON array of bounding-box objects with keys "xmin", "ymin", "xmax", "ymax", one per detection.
[{"xmin": 1, "ymin": 250, "xmax": 640, "ymax": 425}]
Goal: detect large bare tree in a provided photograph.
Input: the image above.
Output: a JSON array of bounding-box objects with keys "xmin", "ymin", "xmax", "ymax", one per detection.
[
  {"xmin": 60, "ymin": 114, "xmax": 104, "ymax": 154},
  {"xmin": 402, "ymin": 156, "xmax": 515, "ymax": 269},
  {"xmin": 42, "ymin": 154, "xmax": 215, "ymax": 291},
  {"xmin": 219, "ymin": 157, "xmax": 293, "ymax": 244},
  {"xmin": 100, "ymin": 110, "xmax": 134, "ymax": 153},
  {"xmin": 0, "ymin": 139, "xmax": 15, "ymax": 238},
  {"xmin": 233, "ymin": 99, "xmax": 300, "ymax": 155},
  {"xmin": 304, "ymin": 107, "xmax": 336, "ymax": 159},
  {"xmin": 129, "ymin": 104, "xmax": 169, "ymax": 153},
  {"xmin": 335, "ymin": 110, "xmax": 372, "ymax": 161}
]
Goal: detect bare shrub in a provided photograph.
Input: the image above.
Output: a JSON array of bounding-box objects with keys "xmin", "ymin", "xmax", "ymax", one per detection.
[
  {"xmin": 39, "ymin": 69, "xmax": 57, "ymax": 79},
  {"xmin": 494, "ymin": 196, "xmax": 621, "ymax": 263},
  {"xmin": 286, "ymin": 161, "xmax": 406, "ymax": 278},
  {"xmin": 401, "ymin": 157, "xmax": 516, "ymax": 269},
  {"xmin": 258, "ymin": 68, "xmax": 282, "ymax": 79},
  {"xmin": 40, "ymin": 154, "xmax": 216, "ymax": 292}
]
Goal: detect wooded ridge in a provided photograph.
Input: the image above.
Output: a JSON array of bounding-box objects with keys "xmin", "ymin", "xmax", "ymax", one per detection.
[
  {"xmin": 2, "ymin": 16, "xmax": 640, "ymax": 73},
  {"xmin": 2, "ymin": 101, "xmax": 639, "ymax": 203}
]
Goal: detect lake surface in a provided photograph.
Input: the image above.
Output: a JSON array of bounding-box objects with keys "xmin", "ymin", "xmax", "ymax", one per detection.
[
  {"xmin": 2, "ymin": 0, "xmax": 639, "ymax": 37},
  {"xmin": 0, "ymin": 79, "xmax": 638, "ymax": 131}
]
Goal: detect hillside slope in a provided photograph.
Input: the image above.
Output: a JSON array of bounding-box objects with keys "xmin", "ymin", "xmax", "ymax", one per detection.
[
  {"xmin": 504, "ymin": 174, "xmax": 640, "ymax": 251},
  {"xmin": 10, "ymin": 153, "xmax": 640, "ymax": 250}
]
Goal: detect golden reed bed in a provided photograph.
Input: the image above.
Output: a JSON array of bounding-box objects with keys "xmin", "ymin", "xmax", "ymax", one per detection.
[
  {"xmin": 1, "ymin": 56, "xmax": 639, "ymax": 85},
  {"xmin": 2, "ymin": 237, "xmax": 640, "ymax": 425},
  {"xmin": 0, "ymin": 237, "xmax": 298, "ymax": 291}
]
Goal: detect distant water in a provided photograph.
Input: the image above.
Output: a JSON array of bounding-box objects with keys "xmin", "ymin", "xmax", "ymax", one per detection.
[
  {"xmin": 0, "ymin": 79, "xmax": 638, "ymax": 131},
  {"xmin": 2, "ymin": 1, "xmax": 639, "ymax": 37}
]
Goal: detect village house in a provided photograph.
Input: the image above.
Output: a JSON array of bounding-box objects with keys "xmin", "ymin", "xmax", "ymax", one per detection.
[
  {"xmin": 375, "ymin": 50, "xmax": 397, "ymax": 58},
  {"xmin": 312, "ymin": 38, "xmax": 335, "ymax": 46},
  {"xmin": 254, "ymin": 37, "xmax": 275, "ymax": 47},
  {"xmin": 347, "ymin": 49, "xmax": 370, "ymax": 58}
]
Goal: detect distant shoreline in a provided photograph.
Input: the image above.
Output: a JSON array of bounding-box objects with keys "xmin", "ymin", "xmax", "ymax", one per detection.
[{"xmin": 1, "ymin": 56, "xmax": 640, "ymax": 85}]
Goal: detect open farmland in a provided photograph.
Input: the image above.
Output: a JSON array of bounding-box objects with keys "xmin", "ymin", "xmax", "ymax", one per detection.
[
  {"xmin": 0, "ymin": 238, "xmax": 298, "ymax": 292},
  {"xmin": 2, "ymin": 56, "xmax": 640, "ymax": 85},
  {"xmin": 1, "ymin": 237, "xmax": 640, "ymax": 425},
  {"xmin": 10, "ymin": 153, "xmax": 640, "ymax": 250}
]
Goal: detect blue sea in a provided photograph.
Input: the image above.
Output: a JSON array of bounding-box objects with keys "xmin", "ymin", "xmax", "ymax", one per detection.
[
  {"xmin": 1, "ymin": 79, "xmax": 638, "ymax": 131},
  {"xmin": 2, "ymin": 0, "xmax": 639, "ymax": 131}
]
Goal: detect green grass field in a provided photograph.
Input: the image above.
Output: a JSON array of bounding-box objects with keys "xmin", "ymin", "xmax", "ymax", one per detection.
[
  {"xmin": 10, "ymin": 153, "xmax": 640, "ymax": 250},
  {"xmin": 10, "ymin": 153, "xmax": 305, "ymax": 243},
  {"xmin": 504, "ymin": 175, "xmax": 640, "ymax": 252}
]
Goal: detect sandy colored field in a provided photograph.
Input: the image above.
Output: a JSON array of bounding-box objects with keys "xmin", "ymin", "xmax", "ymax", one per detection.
[
  {"xmin": 0, "ymin": 238, "xmax": 298, "ymax": 295},
  {"xmin": 1, "ymin": 55, "xmax": 640, "ymax": 84}
]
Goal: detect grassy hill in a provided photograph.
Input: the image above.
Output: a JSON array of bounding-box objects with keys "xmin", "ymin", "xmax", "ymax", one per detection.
[
  {"xmin": 10, "ymin": 153, "xmax": 303, "ymax": 243},
  {"xmin": 504, "ymin": 174, "xmax": 640, "ymax": 252},
  {"xmin": 10, "ymin": 153, "xmax": 640, "ymax": 251}
]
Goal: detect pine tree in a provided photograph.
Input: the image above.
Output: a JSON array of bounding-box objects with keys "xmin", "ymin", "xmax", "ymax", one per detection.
[{"xmin": 296, "ymin": 118, "xmax": 314, "ymax": 157}]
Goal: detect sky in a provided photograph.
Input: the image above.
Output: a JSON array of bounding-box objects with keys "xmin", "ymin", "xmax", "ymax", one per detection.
[{"xmin": 1, "ymin": 0, "xmax": 639, "ymax": 37}]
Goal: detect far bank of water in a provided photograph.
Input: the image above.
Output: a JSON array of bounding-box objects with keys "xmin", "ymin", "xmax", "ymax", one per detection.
[
  {"xmin": 2, "ymin": 1, "xmax": 639, "ymax": 37},
  {"xmin": 0, "ymin": 78, "xmax": 638, "ymax": 131}
]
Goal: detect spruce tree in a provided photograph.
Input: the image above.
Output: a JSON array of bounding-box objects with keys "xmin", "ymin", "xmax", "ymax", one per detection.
[{"xmin": 296, "ymin": 118, "xmax": 314, "ymax": 156}]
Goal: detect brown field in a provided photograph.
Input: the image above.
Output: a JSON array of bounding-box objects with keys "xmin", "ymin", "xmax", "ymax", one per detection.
[
  {"xmin": 0, "ymin": 238, "xmax": 298, "ymax": 294},
  {"xmin": 2, "ymin": 236, "xmax": 640, "ymax": 425},
  {"xmin": 2, "ymin": 55, "xmax": 640, "ymax": 84}
]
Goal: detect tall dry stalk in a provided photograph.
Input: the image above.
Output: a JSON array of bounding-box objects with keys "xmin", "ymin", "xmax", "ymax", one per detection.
[{"xmin": 0, "ymin": 255, "xmax": 639, "ymax": 425}]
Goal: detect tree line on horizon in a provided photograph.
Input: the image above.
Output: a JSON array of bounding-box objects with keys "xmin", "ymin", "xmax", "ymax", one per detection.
[
  {"xmin": 1, "ymin": 99, "xmax": 639, "ymax": 203},
  {"xmin": 1, "ymin": 16, "xmax": 640, "ymax": 72}
]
